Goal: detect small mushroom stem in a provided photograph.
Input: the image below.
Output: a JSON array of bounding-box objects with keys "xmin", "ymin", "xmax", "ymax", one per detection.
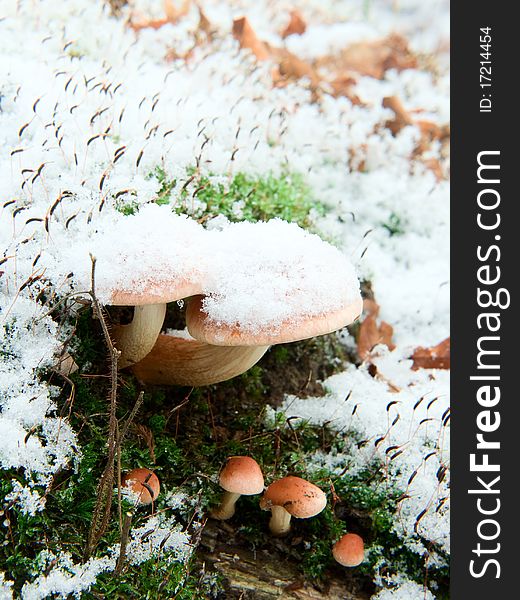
[
  {"xmin": 268, "ymin": 505, "xmax": 292, "ymax": 536},
  {"xmin": 210, "ymin": 491, "xmax": 241, "ymax": 521},
  {"xmin": 113, "ymin": 303, "xmax": 167, "ymax": 368}
]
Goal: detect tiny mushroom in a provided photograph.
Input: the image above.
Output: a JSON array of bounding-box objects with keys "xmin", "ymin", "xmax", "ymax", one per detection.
[
  {"xmin": 259, "ymin": 475, "xmax": 327, "ymax": 536},
  {"xmin": 211, "ymin": 456, "xmax": 264, "ymax": 521},
  {"xmin": 332, "ymin": 533, "xmax": 365, "ymax": 567},
  {"xmin": 122, "ymin": 468, "xmax": 160, "ymax": 506}
]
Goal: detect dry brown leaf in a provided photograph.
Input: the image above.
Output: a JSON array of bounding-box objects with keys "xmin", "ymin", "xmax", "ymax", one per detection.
[
  {"xmin": 55, "ymin": 352, "xmax": 79, "ymax": 376},
  {"xmin": 232, "ymin": 16, "xmax": 270, "ymax": 61},
  {"xmin": 411, "ymin": 337, "xmax": 450, "ymax": 370},
  {"xmin": 271, "ymin": 47, "xmax": 320, "ymax": 87},
  {"xmin": 421, "ymin": 158, "xmax": 444, "ymax": 181},
  {"xmin": 382, "ymin": 95, "xmax": 413, "ymax": 135},
  {"xmin": 329, "ymin": 74, "xmax": 362, "ymax": 105},
  {"xmin": 281, "ymin": 10, "xmax": 307, "ymax": 38},
  {"xmin": 163, "ymin": 0, "xmax": 191, "ymax": 22},
  {"xmin": 197, "ymin": 5, "xmax": 214, "ymax": 39},
  {"xmin": 357, "ymin": 299, "xmax": 396, "ymax": 360},
  {"xmin": 317, "ymin": 34, "xmax": 417, "ymax": 80},
  {"xmin": 129, "ymin": 0, "xmax": 190, "ymax": 32},
  {"xmin": 382, "ymin": 95, "xmax": 449, "ymax": 179}
]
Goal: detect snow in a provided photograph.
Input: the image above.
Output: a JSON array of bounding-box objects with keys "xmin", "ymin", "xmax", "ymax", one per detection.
[
  {"xmin": 19, "ymin": 513, "xmax": 191, "ymax": 600},
  {"xmin": 201, "ymin": 220, "xmax": 360, "ymax": 331},
  {"xmin": 0, "ymin": 573, "xmax": 13, "ymax": 600},
  {"xmin": 371, "ymin": 577, "xmax": 435, "ymax": 600},
  {"xmin": 0, "ymin": 0, "xmax": 449, "ymax": 595}
]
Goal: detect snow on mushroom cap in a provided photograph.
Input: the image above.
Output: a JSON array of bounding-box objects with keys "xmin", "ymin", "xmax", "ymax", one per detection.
[
  {"xmin": 91, "ymin": 206, "xmax": 207, "ymax": 304},
  {"xmin": 37, "ymin": 204, "xmax": 208, "ymax": 305},
  {"xmin": 219, "ymin": 456, "xmax": 265, "ymax": 495},
  {"xmin": 260, "ymin": 476, "xmax": 327, "ymax": 518},
  {"xmin": 199, "ymin": 219, "xmax": 362, "ymax": 337}
]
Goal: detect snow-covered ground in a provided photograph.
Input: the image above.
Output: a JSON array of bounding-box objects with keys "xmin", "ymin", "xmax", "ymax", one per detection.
[{"xmin": 0, "ymin": 0, "xmax": 449, "ymax": 597}]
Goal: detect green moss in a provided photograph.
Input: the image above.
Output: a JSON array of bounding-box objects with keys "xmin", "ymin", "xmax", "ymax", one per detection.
[
  {"xmin": 147, "ymin": 166, "xmax": 326, "ymax": 231},
  {"xmin": 382, "ymin": 212, "xmax": 405, "ymax": 237}
]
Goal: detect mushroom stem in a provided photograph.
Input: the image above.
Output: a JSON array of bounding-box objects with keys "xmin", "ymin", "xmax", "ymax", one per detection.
[
  {"xmin": 113, "ymin": 303, "xmax": 167, "ymax": 368},
  {"xmin": 210, "ymin": 491, "xmax": 241, "ymax": 521},
  {"xmin": 268, "ymin": 505, "xmax": 292, "ymax": 536}
]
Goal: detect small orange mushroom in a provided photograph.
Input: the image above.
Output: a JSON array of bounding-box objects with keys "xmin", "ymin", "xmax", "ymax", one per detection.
[
  {"xmin": 122, "ymin": 468, "xmax": 160, "ymax": 505},
  {"xmin": 332, "ymin": 533, "xmax": 365, "ymax": 567}
]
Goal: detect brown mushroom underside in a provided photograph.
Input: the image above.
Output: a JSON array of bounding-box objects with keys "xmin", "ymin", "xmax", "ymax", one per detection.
[{"xmin": 131, "ymin": 334, "xmax": 269, "ymax": 386}]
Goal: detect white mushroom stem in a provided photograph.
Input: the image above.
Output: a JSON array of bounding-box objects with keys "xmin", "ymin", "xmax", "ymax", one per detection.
[
  {"xmin": 210, "ymin": 491, "xmax": 241, "ymax": 521},
  {"xmin": 131, "ymin": 334, "xmax": 269, "ymax": 386},
  {"xmin": 112, "ymin": 303, "xmax": 167, "ymax": 368},
  {"xmin": 268, "ymin": 505, "xmax": 292, "ymax": 536}
]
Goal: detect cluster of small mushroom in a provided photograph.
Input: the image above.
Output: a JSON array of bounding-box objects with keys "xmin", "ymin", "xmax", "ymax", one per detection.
[{"xmin": 211, "ymin": 456, "xmax": 365, "ymax": 568}]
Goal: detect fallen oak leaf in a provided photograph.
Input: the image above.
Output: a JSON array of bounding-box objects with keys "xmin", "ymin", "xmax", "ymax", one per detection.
[
  {"xmin": 129, "ymin": 0, "xmax": 191, "ymax": 32},
  {"xmin": 328, "ymin": 74, "xmax": 362, "ymax": 105},
  {"xmin": 281, "ymin": 10, "xmax": 306, "ymax": 38},
  {"xmin": 411, "ymin": 337, "xmax": 450, "ymax": 370},
  {"xmin": 270, "ymin": 47, "xmax": 321, "ymax": 87},
  {"xmin": 165, "ymin": 5, "xmax": 214, "ymax": 62},
  {"xmin": 357, "ymin": 299, "xmax": 396, "ymax": 360},
  {"xmin": 382, "ymin": 96, "xmax": 449, "ymax": 178},
  {"xmin": 232, "ymin": 16, "xmax": 270, "ymax": 61},
  {"xmin": 163, "ymin": 0, "xmax": 191, "ymax": 22},
  {"xmin": 382, "ymin": 95, "xmax": 413, "ymax": 135},
  {"xmin": 315, "ymin": 33, "xmax": 417, "ymax": 80}
]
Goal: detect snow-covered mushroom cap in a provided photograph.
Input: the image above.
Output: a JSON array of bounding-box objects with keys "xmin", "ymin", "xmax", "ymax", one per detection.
[
  {"xmin": 186, "ymin": 294, "xmax": 362, "ymax": 346},
  {"xmin": 79, "ymin": 206, "xmax": 207, "ymax": 304},
  {"xmin": 260, "ymin": 475, "xmax": 326, "ymax": 518},
  {"xmin": 186, "ymin": 220, "xmax": 362, "ymax": 346},
  {"xmin": 220, "ymin": 456, "xmax": 265, "ymax": 495},
  {"xmin": 332, "ymin": 533, "xmax": 365, "ymax": 567},
  {"xmin": 122, "ymin": 468, "xmax": 160, "ymax": 505},
  {"xmin": 110, "ymin": 278, "xmax": 203, "ymax": 307}
]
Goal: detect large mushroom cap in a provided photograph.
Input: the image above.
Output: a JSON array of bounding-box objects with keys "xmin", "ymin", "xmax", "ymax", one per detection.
[
  {"xmin": 186, "ymin": 294, "xmax": 362, "ymax": 346},
  {"xmin": 260, "ymin": 476, "xmax": 326, "ymax": 518},
  {"xmin": 332, "ymin": 533, "xmax": 365, "ymax": 567},
  {"xmin": 187, "ymin": 219, "xmax": 362, "ymax": 346},
  {"xmin": 219, "ymin": 456, "xmax": 265, "ymax": 495}
]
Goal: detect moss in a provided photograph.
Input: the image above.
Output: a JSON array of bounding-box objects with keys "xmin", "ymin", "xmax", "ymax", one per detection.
[
  {"xmin": 145, "ymin": 166, "xmax": 326, "ymax": 232},
  {"xmin": 382, "ymin": 212, "xmax": 406, "ymax": 237}
]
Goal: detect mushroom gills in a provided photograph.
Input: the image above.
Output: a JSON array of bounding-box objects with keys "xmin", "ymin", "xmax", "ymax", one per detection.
[{"xmin": 131, "ymin": 334, "xmax": 269, "ymax": 386}]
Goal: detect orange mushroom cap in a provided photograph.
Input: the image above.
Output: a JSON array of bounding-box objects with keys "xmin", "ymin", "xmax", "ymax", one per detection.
[
  {"xmin": 259, "ymin": 476, "xmax": 326, "ymax": 518},
  {"xmin": 122, "ymin": 468, "xmax": 160, "ymax": 505},
  {"xmin": 186, "ymin": 294, "xmax": 363, "ymax": 347},
  {"xmin": 332, "ymin": 533, "xmax": 365, "ymax": 567},
  {"xmin": 219, "ymin": 456, "xmax": 265, "ymax": 495}
]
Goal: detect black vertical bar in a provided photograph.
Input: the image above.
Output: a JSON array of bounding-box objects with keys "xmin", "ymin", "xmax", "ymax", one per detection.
[{"xmin": 452, "ymin": 4, "xmax": 515, "ymax": 598}]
